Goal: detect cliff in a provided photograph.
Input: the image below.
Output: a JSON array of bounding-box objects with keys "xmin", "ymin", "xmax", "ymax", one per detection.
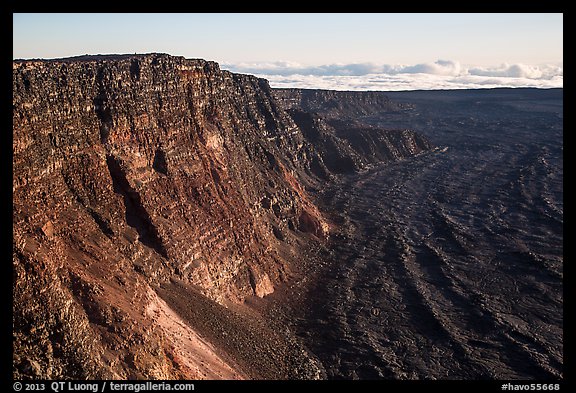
[
  {"xmin": 273, "ymin": 88, "xmax": 409, "ymax": 119},
  {"xmin": 273, "ymin": 88, "xmax": 430, "ymax": 176},
  {"xmin": 13, "ymin": 54, "xmax": 432, "ymax": 380}
]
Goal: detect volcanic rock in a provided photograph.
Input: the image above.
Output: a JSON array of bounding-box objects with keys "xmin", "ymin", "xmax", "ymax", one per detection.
[{"xmin": 13, "ymin": 53, "xmax": 432, "ymax": 379}]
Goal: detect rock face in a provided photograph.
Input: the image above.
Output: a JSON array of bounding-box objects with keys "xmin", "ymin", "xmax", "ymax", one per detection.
[
  {"xmin": 273, "ymin": 88, "xmax": 431, "ymax": 176},
  {"xmin": 13, "ymin": 54, "xmax": 432, "ymax": 380},
  {"xmin": 273, "ymin": 88, "xmax": 408, "ymax": 119},
  {"xmin": 283, "ymin": 109, "xmax": 432, "ymax": 177}
]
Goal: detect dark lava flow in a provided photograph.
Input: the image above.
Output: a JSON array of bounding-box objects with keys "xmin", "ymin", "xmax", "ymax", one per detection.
[{"xmin": 292, "ymin": 89, "xmax": 563, "ymax": 380}]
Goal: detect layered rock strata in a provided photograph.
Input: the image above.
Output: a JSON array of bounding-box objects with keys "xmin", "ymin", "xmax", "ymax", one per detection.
[
  {"xmin": 13, "ymin": 54, "xmax": 431, "ymax": 379},
  {"xmin": 272, "ymin": 88, "xmax": 408, "ymax": 119}
]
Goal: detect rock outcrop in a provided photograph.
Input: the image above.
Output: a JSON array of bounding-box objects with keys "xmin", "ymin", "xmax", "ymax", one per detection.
[
  {"xmin": 273, "ymin": 88, "xmax": 432, "ymax": 177},
  {"xmin": 13, "ymin": 54, "xmax": 432, "ymax": 380},
  {"xmin": 273, "ymin": 88, "xmax": 408, "ymax": 119}
]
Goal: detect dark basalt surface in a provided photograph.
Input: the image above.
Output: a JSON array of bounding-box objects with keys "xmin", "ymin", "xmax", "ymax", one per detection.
[{"xmin": 277, "ymin": 88, "xmax": 563, "ymax": 380}]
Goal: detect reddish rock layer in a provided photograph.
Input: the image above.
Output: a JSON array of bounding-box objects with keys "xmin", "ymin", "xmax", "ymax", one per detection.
[
  {"xmin": 13, "ymin": 54, "xmax": 326, "ymax": 379},
  {"xmin": 13, "ymin": 54, "xmax": 432, "ymax": 379}
]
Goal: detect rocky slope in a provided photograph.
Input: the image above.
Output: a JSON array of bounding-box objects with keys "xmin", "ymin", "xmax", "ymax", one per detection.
[
  {"xmin": 273, "ymin": 88, "xmax": 408, "ymax": 119},
  {"xmin": 273, "ymin": 88, "xmax": 430, "ymax": 176},
  {"xmin": 13, "ymin": 54, "xmax": 432, "ymax": 380}
]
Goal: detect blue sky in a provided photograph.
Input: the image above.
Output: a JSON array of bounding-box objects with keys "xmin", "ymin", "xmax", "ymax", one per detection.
[{"xmin": 13, "ymin": 13, "xmax": 563, "ymax": 90}]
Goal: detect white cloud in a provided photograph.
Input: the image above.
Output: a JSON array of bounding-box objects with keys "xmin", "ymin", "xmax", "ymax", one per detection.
[
  {"xmin": 223, "ymin": 61, "xmax": 383, "ymax": 76},
  {"xmin": 221, "ymin": 60, "xmax": 563, "ymax": 91},
  {"xmin": 468, "ymin": 63, "xmax": 563, "ymax": 79},
  {"xmin": 395, "ymin": 60, "xmax": 462, "ymax": 76}
]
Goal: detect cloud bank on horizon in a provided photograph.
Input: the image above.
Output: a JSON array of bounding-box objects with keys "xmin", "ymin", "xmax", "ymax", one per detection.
[{"xmin": 222, "ymin": 60, "xmax": 563, "ymax": 91}]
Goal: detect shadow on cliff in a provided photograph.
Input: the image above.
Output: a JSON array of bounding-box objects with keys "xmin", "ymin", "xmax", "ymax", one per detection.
[{"xmin": 106, "ymin": 154, "xmax": 169, "ymax": 258}]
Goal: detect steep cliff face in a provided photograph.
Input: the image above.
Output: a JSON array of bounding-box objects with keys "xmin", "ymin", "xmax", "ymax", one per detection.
[
  {"xmin": 13, "ymin": 54, "xmax": 328, "ymax": 379},
  {"xmin": 274, "ymin": 89, "xmax": 432, "ymax": 177},
  {"xmin": 273, "ymin": 88, "xmax": 408, "ymax": 119},
  {"xmin": 286, "ymin": 109, "xmax": 432, "ymax": 176},
  {"xmin": 13, "ymin": 54, "xmax": 432, "ymax": 380}
]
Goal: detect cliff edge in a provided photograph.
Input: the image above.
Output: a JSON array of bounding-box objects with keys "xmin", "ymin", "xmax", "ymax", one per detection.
[{"xmin": 13, "ymin": 54, "xmax": 432, "ymax": 379}]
